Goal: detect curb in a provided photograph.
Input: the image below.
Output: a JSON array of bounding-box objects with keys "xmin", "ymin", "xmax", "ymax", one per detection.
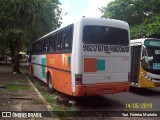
[
  {"xmin": 27, "ymin": 77, "xmax": 56, "ymax": 118},
  {"xmin": 28, "ymin": 78, "xmax": 52, "ymax": 110}
]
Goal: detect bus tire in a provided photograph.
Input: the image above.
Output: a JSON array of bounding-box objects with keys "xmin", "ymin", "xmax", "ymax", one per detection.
[{"xmin": 48, "ymin": 73, "xmax": 54, "ymax": 93}]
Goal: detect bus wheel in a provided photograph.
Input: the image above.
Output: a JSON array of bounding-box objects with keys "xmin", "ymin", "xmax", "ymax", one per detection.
[{"xmin": 48, "ymin": 73, "xmax": 54, "ymax": 93}]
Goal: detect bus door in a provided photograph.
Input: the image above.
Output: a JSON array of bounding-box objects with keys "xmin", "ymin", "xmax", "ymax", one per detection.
[{"xmin": 130, "ymin": 44, "xmax": 141, "ymax": 86}]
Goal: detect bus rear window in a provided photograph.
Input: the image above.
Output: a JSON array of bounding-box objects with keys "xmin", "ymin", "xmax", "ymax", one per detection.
[{"xmin": 83, "ymin": 25, "xmax": 129, "ymax": 45}]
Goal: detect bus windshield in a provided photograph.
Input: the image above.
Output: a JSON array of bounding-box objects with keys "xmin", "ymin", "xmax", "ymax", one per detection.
[
  {"xmin": 142, "ymin": 39, "xmax": 160, "ymax": 72},
  {"xmin": 83, "ymin": 25, "xmax": 129, "ymax": 45},
  {"xmin": 144, "ymin": 39, "xmax": 160, "ymax": 47}
]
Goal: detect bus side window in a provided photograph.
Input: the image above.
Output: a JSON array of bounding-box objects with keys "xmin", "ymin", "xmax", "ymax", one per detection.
[
  {"xmin": 44, "ymin": 38, "xmax": 48, "ymax": 53},
  {"xmin": 69, "ymin": 26, "xmax": 73, "ymax": 49},
  {"xmin": 37, "ymin": 42, "xmax": 39, "ymax": 53},
  {"xmin": 50, "ymin": 34, "xmax": 56, "ymax": 52},
  {"xmin": 49, "ymin": 37, "xmax": 51, "ymax": 52},
  {"xmin": 64, "ymin": 28, "xmax": 70, "ymax": 50},
  {"xmin": 57, "ymin": 31, "xmax": 62, "ymax": 51},
  {"xmin": 43, "ymin": 39, "xmax": 46, "ymax": 52},
  {"xmin": 37, "ymin": 41, "xmax": 39, "ymax": 53},
  {"xmin": 42, "ymin": 39, "xmax": 45, "ymax": 53},
  {"xmin": 47, "ymin": 37, "xmax": 50, "ymax": 52},
  {"xmin": 40, "ymin": 41, "xmax": 42, "ymax": 53},
  {"xmin": 36, "ymin": 42, "xmax": 38, "ymax": 53},
  {"xmin": 61, "ymin": 29, "xmax": 66, "ymax": 51},
  {"xmin": 64, "ymin": 26, "xmax": 73, "ymax": 51},
  {"xmin": 38, "ymin": 41, "xmax": 41, "ymax": 54}
]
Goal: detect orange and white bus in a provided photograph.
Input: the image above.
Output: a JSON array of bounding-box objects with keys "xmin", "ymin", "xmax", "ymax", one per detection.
[{"xmin": 30, "ymin": 17, "xmax": 130, "ymax": 96}]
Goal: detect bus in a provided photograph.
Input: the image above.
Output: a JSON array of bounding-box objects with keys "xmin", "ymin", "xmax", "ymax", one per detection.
[
  {"xmin": 130, "ymin": 38, "xmax": 160, "ymax": 88},
  {"xmin": 30, "ymin": 17, "xmax": 130, "ymax": 96}
]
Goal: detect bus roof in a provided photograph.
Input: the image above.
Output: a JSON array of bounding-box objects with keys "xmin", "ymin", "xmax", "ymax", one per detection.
[
  {"xmin": 33, "ymin": 17, "xmax": 129, "ymax": 43},
  {"xmin": 77, "ymin": 17, "xmax": 129, "ymax": 29},
  {"xmin": 131, "ymin": 38, "xmax": 160, "ymax": 45}
]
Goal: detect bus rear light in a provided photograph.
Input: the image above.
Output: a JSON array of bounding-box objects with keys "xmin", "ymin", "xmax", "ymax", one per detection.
[{"xmin": 75, "ymin": 74, "xmax": 82, "ymax": 85}]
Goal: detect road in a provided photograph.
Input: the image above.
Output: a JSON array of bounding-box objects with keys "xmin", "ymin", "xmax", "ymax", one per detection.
[
  {"xmin": 74, "ymin": 87, "xmax": 160, "ymax": 111},
  {"xmin": 72, "ymin": 87, "xmax": 160, "ymax": 120},
  {"xmin": 32, "ymin": 77, "xmax": 160, "ymax": 119}
]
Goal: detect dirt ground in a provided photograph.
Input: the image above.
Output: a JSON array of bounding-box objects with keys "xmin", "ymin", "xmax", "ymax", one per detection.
[{"xmin": 0, "ymin": 62, "xmax": 56, "ymax": 120}]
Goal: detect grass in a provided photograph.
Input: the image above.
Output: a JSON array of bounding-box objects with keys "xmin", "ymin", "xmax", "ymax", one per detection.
[
  {"xmin": 4, "ymin": 83, "xmax": 30, "ymax": 91},
  {"xmin": 43, "ymin": 93, "xmax": 56, "ymax": 104},
  {"xmin": 34, "ymin": 82, "xmax": 42, "ymax": 91},
  {"xmin": 33, "ymin": 81, "xmax": 77, "ymax": 119},
  {"xmin": 67, "ymin": 104, "xmax": 77, "ymax": 111}
]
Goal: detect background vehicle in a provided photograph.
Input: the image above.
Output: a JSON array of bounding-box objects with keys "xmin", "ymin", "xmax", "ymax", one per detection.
[
  {"xmin": 19, "ymin": 52, "xmax": 28, "ymax": 63},
  {"xmin": 30, "ymin": 17, "xmax": 130, "ymax": 96},
  {"xmin": 130, "ymin": 38, "xmax": 160, "ymax": 88},
  {"xmin": 3, "ymin": 55, "xmax": 12, "ymax": 63}
]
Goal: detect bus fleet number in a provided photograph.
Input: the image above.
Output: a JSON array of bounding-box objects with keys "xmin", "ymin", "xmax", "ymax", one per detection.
[{"xmin": 83, "ymin": 44, "xmax": 109, "ymax": 52}]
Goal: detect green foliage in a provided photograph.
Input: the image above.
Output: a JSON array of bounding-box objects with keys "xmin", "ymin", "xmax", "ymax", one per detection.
[
  {"xmin": 43, "ymin": 93, "xmax": 56, "ymax": 104},
  {"xmin": 0, "ymin": 0, "xmax": 62, "ymax": 72},
  {"xmin": 1, "ymin": 0, "xmax": 62, "ymax": 48},
  {"xmin": 131, "ymin": 14, "xmax": 160, "ymax": 39},
  {"xmin": 100, "ymin": 0, "xmax": 160, "ymax": 39}
]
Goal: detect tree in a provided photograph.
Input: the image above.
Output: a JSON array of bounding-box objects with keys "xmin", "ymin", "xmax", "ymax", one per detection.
[
  {"xmin": 131, "ymin": 14, "xmax": 160, "ymax": 39},
  {"xmin": 0, "ymin": 0, "xmax": 62, "ymax": 73},
  {"xmin": 100, "ymin": 0, "xmax": 160, "ymax": 39}
]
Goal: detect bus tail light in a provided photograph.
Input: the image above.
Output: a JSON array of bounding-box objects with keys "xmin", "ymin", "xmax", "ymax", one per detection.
[{"xmin": 75, "ymin": 74, "xmax": 82, "ymax": 85}]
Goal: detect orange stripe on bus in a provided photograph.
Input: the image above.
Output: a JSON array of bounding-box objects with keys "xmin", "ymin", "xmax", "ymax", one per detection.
[{"xmin": 46, "ymin": 54, "xmax": 72, "ymax": 96}]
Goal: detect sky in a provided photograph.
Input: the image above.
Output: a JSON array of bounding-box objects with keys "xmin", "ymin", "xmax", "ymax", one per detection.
[{"xmin": 59, "ymin": 0, "xmax": 114, "ymax": 27}]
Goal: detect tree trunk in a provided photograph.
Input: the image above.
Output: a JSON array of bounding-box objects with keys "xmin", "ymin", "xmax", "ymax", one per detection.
[
  {"xmin": 9, "ymin": 42, "xmax": 15, "ymax": 64},
  {"xmin": 13, "ymin": 39, "xmax": 21, "ymax": 74}
]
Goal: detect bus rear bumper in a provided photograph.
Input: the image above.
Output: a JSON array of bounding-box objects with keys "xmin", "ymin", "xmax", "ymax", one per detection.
[{"xmin": 72, "ymin": 82, "xmax": 129, "ymax": 97}]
